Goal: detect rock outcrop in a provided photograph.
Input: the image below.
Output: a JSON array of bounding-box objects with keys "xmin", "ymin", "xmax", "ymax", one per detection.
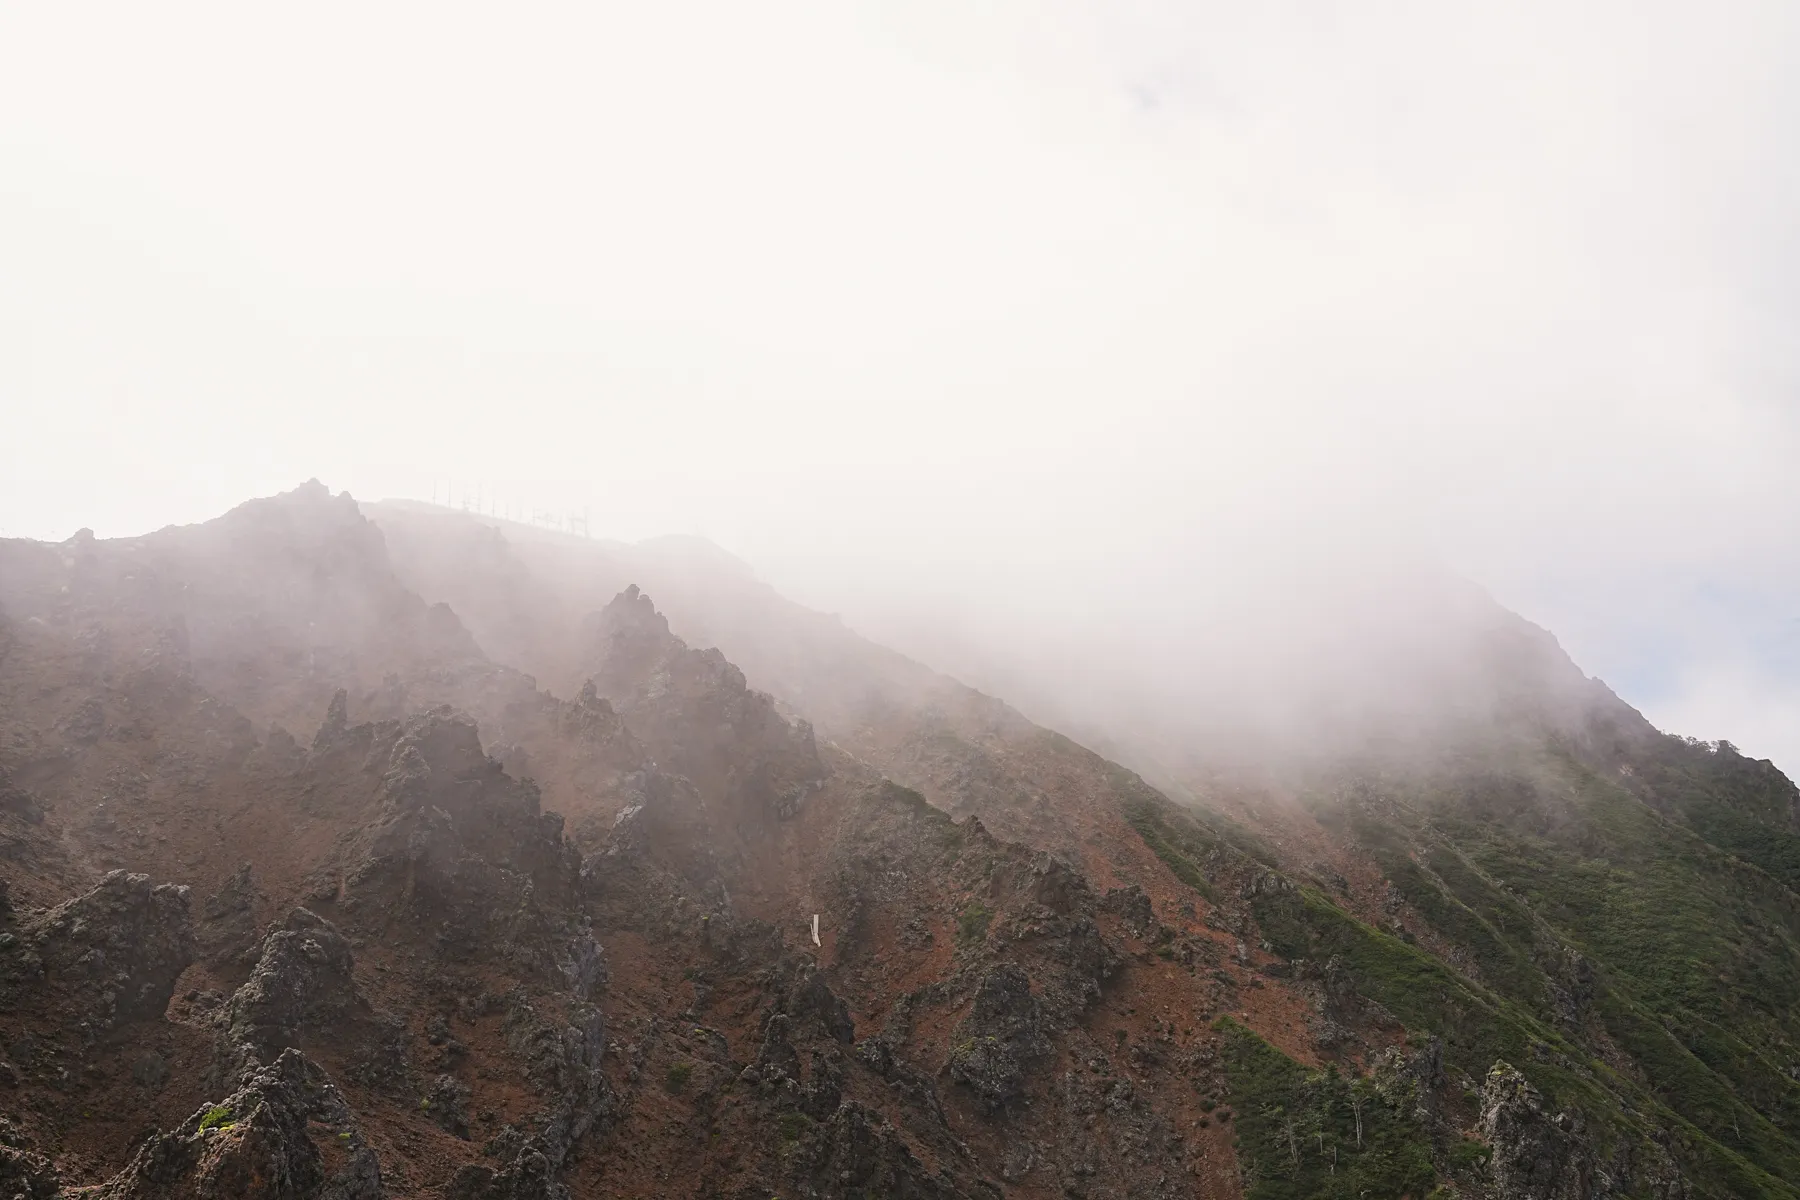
[
  {"xmin": 947, "ymin": 964, "xmax": 1052, "ymax": 1112},
  {"xmin": 1479, "ymin": 1062, "xmax": 1598, "ymax": 1200},
  {"xmin": 581, "ymin": 586, "xmax": 826, "ymax": 828},
  {"xmin": 791, "ymin": 1100, "xmax": 979, "ymax": 1200},
  {"xmin": 220, "ymin": 908, "xmax": 360, "ymax": 1071},
  {"xmin": 196, "ymin": 863, "xmax": 264, "ymax": 967},
  {"xmin": 0, "ymin": 1142, "xmax": 61, "ymax": 1200},
  {"xmin": 492, "ymin": 993, "xmax": 615, "ymax": 1192},
  {"xmin": 3, "ymin": 485, "xmax": 1780, "ymax": 1200},
  {"xmin": 3, "ymin": 870, "xmax": 195, "ymax": 1030},
  {"xmin": 94, "ymin": 1048, "xmax": 382, "ymax": 1200}
]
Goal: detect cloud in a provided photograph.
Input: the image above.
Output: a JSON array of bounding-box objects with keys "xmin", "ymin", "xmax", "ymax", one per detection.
[
  {"xmin": 1653, "ymin": 658, "xmax": 1800, "ymax": 765},
  {"xmin": 1, "ymin": 1, "xmax": 1797, "ymax": 768}
]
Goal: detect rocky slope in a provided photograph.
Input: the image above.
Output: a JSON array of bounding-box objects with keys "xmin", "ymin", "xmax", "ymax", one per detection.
[{"xmin": 0, "ymin": 483, "xmax": 1794, "ymax": 1199}]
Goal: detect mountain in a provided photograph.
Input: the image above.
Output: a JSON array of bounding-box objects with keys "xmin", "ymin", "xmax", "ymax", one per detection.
[{"xmin": 0, "ymin": 483, "xmax": 1794, "ymax": 1200}]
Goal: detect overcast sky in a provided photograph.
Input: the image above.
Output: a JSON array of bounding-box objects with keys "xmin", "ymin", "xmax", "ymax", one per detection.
[{"xmin": 3, "ymin": 2, "xmax": 1798, "ymax": 769}]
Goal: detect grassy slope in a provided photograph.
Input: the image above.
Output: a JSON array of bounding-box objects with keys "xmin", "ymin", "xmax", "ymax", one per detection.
[
  {"xmin": 1216, "ymin": 1018, "xmax": 1480, "ymax": 1200},
  {"xmin": 1129, "ymin": 731, "xmax": 1800, "ymax": 1200}
]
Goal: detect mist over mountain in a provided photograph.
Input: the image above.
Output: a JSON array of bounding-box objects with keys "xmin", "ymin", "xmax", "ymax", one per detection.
[
  {"xmin": 7, "ymin": 1, "xmax": 1800, "ymax": 781},
  {"xmin": 369, "ymin": 497, "xmax": 1645, "ymax": 792},
  {"xmin": 3, "ymin": 4, "xmax": 1798, "ymax": 1197},
  {"xmin": 3, "ymin": 481, "xmax": 1796, "ymax": 1200}
]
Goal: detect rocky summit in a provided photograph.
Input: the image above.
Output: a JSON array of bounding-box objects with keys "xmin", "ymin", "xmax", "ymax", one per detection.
[{"xmin": 0, "ymin": 482, "xmax": 1797, "ymax": 1199}]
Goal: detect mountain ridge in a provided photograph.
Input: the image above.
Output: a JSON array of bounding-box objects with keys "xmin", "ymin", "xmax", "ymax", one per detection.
[{"xmin": 0, "ymin": 482, "xmax": 1795, "ymax": 1199}]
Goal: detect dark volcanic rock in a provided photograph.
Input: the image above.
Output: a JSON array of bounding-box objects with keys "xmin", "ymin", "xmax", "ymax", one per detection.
[
  {"xmin": 197, "ymin": 863, "xmax": 264, "ymax": 967},
  {"xmin": 425, "ymin": 1072, "xmax": 473, "ymax": 1139},
  {"xmin": 445, "ymin": 1137, "xmax": 567, "ymax": 1200},
  {"xmin": 313, "ymin": 687, "xmax": 352, "ymax": 753},
  {"xmin": 94, "ymin": 1048, "xmax": 382, "ymax": 1200},
  {"xmin": 1370, "ymin": 1034, "xmax": 1448, "ymax": 1128},
  {"xmin": 221, "ymin": 908, "xmax": 359, "ymax": 1069},
  {"xmin": 581, "ymin": 586, "xmax": 826, "ymax": 828},
  {"xmin": 781, "ymin": 960, "xmax": 856, "ymax": 1045},
  {"xmin": 0, "ymin": 766, "xmax": 46, "ymax": 826},
  {"xmin": 0, "ymin": 1144, "xmax": 61, "ymax": 1200},
  {"xmin": 1479, "ymin": 1061, "xmax": 1598, "ymax": 1200},
  {"xmin": 1029, "ymin": 854, "xmax": 1091, "ymax": 916},
  {"xmin": 1295, "ymin": 954, "xmax": 1379, "ymax": 1052},
  {"xmin": 337, "ymin": 709, "xmax": 585, "ymax": 932},
  {"xmin": 7, "ymin": 870, "xmax": 195, "ymax": 1029},
  {"xmin": 1100, "ymin": 883, "xmax": 1154, "ymax": 938},
  {"xmin": 792, "ymin": 1101, "xmax": 981, "ymax": 1200},
  {"xmin": 1032, "ymin": 914, "xmax": 1120, "ymax": 1022},
  {"xmin": 499, "ymin": 994, "xmax": 614, "ymax": 1177},
  {"xmin": 947, "ymin": 963, "xmax": 1051, "ymax": 1112}
]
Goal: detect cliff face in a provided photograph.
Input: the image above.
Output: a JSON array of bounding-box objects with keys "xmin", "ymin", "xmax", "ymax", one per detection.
[{"xmin": 0, "ymin": 487, "xmax": 1795, "ymax": 1199}]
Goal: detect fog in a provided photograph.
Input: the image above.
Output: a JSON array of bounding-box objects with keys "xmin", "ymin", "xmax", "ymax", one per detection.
[{"xmin": 3, "ymin": 3, "xmax": 1798, "ymax": 770}]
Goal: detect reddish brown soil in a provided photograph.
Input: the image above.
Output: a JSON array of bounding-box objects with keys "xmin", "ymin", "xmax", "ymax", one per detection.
[{"xmin": 0, "ymin": 485, "xmax": 1415, "ymax": 1199}]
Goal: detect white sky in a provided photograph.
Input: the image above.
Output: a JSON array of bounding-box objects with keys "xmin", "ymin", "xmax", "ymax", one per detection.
[{"xmin": 3, "ymin": 2, "xmax": 1798, "ymax": 768}]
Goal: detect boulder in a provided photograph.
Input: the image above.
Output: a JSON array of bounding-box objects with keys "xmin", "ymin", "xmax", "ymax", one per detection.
[
  {"xmin": 12, "ymin": 871, "xmax": 195, "ymax": 1029},
  {"xmin": 947, "ymin": 964, "xmax": 1051, "ymax": 1112},
  {"xmin": 94, "ymin": 1048, "xmax": 382, "ymax": 1200},
  {"xmin": 221, "ymin": 909, "xmax": 358, "ymax": 1069},
  {"xmin": 1479, "ymin": 1062, "xmax": 1597, "ymax": 1200}
]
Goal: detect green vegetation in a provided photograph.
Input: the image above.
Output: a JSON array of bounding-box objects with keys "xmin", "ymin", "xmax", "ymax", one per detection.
[
  {"xmin": 1137, "ymin": 731, "xmax": 1800, "ymax": 1199},
  {"xmin": 1124, "ymin": 794, "xmax": 1283, "ymax": 904},
  {"xmin": 956, "ymin": 902, "xmax": 992, "ymax": 944},
  {"xmin": 1126, "ymin": 808, "xmax": 1217, "ymax": 900},
  {"xmin": 197, "ymin": 1104, "xmax": 234, "ymax": 1133},
  {"xmin": 1633, "ymin": 737, "xmax": 1800, "ymax": 893},
  {"xmin": 878, "ymin": 779, "xmax": 938, "ymax": 822},
  {"xmin": 666, "ymin": 1062, "xmax": 693, "ymax": 1093},
  {"xmin": 1321, "ymin": 741, "xmax": 1800, "ymax": 1197},
  {"xmin": 1215, "ymin": 1019, "xmax": 1437, "ymax": 1200},
  {"xmin": 1415, "ymin": 752, "xmax": 1800, "ymax": 1184},
  {"xmin": 778, "ymin": 1111, "xmax": 812, "ymax": 1143},
  {"xmin": 1446, "ymin": 1136, "xmax": 1490, "ymax": 1174},
  {"xmin": 1246, "ymin": 878, "xmax": 1605, "ymax": 1115}
]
